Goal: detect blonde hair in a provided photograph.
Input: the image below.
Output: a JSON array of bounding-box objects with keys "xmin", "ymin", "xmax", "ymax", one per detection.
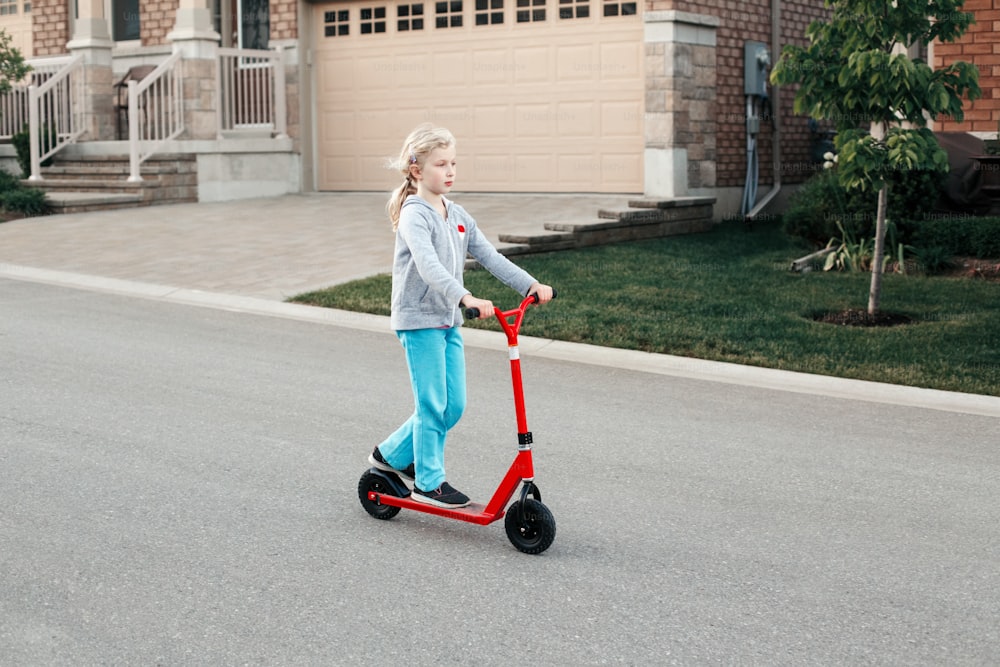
[{"xmin": 386, "ymin": 123, "xmax": 456, "ymax": 230}]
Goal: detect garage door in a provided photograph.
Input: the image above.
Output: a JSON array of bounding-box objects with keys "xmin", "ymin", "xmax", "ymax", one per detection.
[{"xmin": 313, "ymin": 0, "xmax": 643, "ymax": 192}]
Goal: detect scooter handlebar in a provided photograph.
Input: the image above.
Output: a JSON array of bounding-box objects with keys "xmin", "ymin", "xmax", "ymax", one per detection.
[{"xmin": 464, "ymin": 288, "xmax": 557, "ymax": 320}]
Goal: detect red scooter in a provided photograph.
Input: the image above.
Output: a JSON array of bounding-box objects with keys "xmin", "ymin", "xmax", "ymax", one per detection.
[{"xmin": 358, "ymin": 292, "xmax": 557, "ymax": 554}]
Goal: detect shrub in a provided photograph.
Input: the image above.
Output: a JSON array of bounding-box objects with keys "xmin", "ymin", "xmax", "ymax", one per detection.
[
  {"xmin": 970, "ymin": 219, "xmax": 1000, "ymax": 257},
  {"xmin": 783, "ymin": 167, "xmax": 944, "ymax": 246},
  {"xmin": 910, "ymin": 216, "xmax": 1000, "ymax": 258},
  {"xmin": 11, "ymin": 126, "xmax": 55, "ymax": 178},
  {"xmin": 0, "ymin": 168, "xmax": 22, "ymax": 194},
  {"xmin": 1, "ymin": 186, "xmax": 51, "ymax": 216},
  {"xmin": 912, "ymin": 245, "xmax": 956, "ymax": 275},
  {"xmin": 782, "ymin": 169, "xmax": 873, "ymax": 245}
]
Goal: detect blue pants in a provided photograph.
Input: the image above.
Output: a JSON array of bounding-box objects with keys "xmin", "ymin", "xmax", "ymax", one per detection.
[{"xmin": 378, "ymin": 327, "xmax": 467, "ymax": 491}]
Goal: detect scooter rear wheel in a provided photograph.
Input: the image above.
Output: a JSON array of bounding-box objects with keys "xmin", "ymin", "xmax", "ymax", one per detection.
[
  {"xmin": 358, "ymin": 470, "xmax": 402, "ymax": 520},
  {"xmin": 505, "ymin": 499, "xmax": 556, "ymax": 554}
]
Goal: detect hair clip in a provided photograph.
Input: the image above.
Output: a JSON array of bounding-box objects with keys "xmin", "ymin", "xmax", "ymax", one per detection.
[{"xmin": 409, "ymin": 153, "xmax": 417, "ymax": 164}]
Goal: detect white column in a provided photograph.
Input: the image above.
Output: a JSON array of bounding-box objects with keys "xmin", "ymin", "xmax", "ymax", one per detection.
[
  {"xmin": 168, "ymin": 0, "xmax": 222, "ymax": 140},
  {"xmin": 168, "ymin": 0, "xmax": 222, "ymax": 57},
  {"xmin": 66, "ymin": 0, "xmax": 114, "ymax": 139},
  {"xmin": 66, "ymin": 0, "xmax": 113, "ymax": 58}
]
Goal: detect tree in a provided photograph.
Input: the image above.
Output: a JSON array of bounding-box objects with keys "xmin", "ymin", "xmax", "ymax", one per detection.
[
  {"xmin": 0, "ymin": 29, "xmax": 29, "ymax": 96},
  {"xmin": 771, "ymin": 0, "xmax": 981, "ymax": 315}
]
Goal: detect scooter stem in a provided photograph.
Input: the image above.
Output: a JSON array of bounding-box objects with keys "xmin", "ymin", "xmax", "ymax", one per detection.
[{"xmin": 493, "ymin": 294, "xmax": 539, "ymax": 447}]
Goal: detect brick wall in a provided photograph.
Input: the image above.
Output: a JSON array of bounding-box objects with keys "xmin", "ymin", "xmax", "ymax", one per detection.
[
  {"xmin": 645, "ymin": 0, "xmax": 830, "ymax": 187},
  {"xmin": 272, "ymin": 0, "xmax": 299, "ymax": 40},
  {"xmin": 775, "ymin": 0, "xmax": 832, "ymax": 185},
  {"xmin": 31, "ymin": 0, "xmax": 68, "ymax": 55},
  {"xmin": 934, "ymin": 0, "xmax": 1000, "ymax": 134},
  {"xmin": 140, "ymin": 1, "xmax": 179, "ymax": 46}
]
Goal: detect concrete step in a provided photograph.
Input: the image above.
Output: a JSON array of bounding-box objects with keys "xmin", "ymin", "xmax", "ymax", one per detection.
[
  {"xmin": 45, "ymin": 191, "xmax": 146, "ymax": 214},
  {"xmin": 26, "ymin": 178, "xmax": 154, "ymax": 194},
  {"xmin": 40, "ymin": 163, "xmax": 188, "ymax": 179},
  {"xmin": 626, "ymin": 196, "xmax": 718, "ymax": 209},
  {"xmin": 598, "ymin": 198, "xmax": 716, "ymax": 225},
  {"xmin": 491, "ymin": 196, "xmax": 716, "ymax": 254}
]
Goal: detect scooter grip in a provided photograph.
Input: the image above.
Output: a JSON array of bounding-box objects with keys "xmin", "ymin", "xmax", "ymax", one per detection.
[{"xmin": 530, "ymin": 287, "xmax": 558, "ymax": 303}]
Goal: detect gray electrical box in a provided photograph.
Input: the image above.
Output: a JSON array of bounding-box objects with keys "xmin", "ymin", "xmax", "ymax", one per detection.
[{"xmin": 744, "ymin": 41, "xmax": 770, "ymax": 97}]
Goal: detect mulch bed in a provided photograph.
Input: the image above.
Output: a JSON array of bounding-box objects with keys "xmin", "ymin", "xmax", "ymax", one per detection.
[
  {"xmin": 813, "ymin": 309, "xmax": 913, "ymax": 327},
  {"xmin": 810, "ymin": 256, "xmax": 999, "ymax": 327}
]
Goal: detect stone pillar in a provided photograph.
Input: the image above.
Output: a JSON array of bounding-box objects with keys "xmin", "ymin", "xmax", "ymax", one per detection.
[
  {"xmin": 167, "ymin": 0, "xmax": 222, "ymax": 140},
  {"xmin": 643, "ymin": 11, "xmax": 719, "ymax": 198},
  {"xmin": 66, "ymin": 0, "xmax": 115, "ymax": 140}
]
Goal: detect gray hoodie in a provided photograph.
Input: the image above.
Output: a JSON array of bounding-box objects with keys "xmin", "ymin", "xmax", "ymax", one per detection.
[{"xmin": 390, "ymin": 195, "xmax": 537, "ymax": 330}]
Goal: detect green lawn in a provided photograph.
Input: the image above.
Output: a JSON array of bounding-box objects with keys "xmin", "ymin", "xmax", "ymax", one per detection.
[{"xmin": 290, "ymin": 220, "xmax": 1000, "ymax": 396}]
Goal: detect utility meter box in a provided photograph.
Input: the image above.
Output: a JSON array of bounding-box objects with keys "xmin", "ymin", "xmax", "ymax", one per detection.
[{"xmin": 744, "ymin": 41, "xmax": 770, "ymax": 97}]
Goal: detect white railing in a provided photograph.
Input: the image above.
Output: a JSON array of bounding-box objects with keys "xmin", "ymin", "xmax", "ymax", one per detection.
[
  {"xmin": 127, "ymin": 51, "xmax": 184, "ymax": 182},
  {"xmin": 27, "ymin": 54, "xmax": 85, "ymax": 180},
  {"xmin": 216, "ymin": 46, "xmax": 287, "ymax": 138},
  {"xmin": 0, "ymin": 55, "xmax": 77, "ymax": 141}
]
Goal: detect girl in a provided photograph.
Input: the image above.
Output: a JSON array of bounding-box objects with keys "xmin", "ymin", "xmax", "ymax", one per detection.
[{"xmin": 368, "ymin": 124, "xmax": 554, "ymax": 508}]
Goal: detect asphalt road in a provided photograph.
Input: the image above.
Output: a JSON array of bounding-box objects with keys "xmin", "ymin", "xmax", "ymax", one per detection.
[{"xmin": 2, "ymin": 279, "xmax": 998, "ymax": 665}]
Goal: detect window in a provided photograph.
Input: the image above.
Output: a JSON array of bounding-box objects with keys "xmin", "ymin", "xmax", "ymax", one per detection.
[
  {"xmin": 475, "ymin": 0, "xmax": 503, "ymax": 25},
  {"xmin": 112, "ymin": 0, "xmax": 140, "ymax": 40},
  {"xmin": 558, "ymin": 0, "xmax": 587, "ymax": 19},
  {"xmin": 324, "ymin": 9, "xmax": 350, "ymax": 37},
  {"xmin": 0, "ymin": 0, "xmax": 17, "ymax": 15},
  {"xmin": 601, "ymin": 0, "xmax": 635, "ymax": 16},
  {"xmin": 435, "ymin": 0, "xmax": 462, "ymax": 28},
  {"xmin": 239, "ymin": 0, "xmax": 270, "ymax": 49},
  {"xmin": 398, "ymin": 3, "xmax": 424, "ymax": 31},
  {"xmin": 361, "ymin": 6, "xmax": 387, "ymax": 33},
  {"xmin": 516, "ymin": 0, "xmax": 544, "ymax": 23}
]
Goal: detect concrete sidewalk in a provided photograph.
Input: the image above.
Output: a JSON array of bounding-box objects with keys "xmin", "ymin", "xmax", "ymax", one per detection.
[{"xmin": 0, "ymin": 192, "xmax": 634, "ymax": 301}]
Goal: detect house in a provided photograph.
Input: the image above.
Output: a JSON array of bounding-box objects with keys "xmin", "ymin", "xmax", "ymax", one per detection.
[{"xmin": 0, "ymin": 1, "xmax": 991, "ymax": 218}]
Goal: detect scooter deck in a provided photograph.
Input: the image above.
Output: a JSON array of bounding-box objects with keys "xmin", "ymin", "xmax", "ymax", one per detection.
[{"xmin": 369, "ymin": 492, "xmax": 504, "ymax": 525}]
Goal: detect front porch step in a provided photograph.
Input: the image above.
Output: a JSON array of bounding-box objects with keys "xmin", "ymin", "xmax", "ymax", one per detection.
[
  {"xmin": 495, "ymin": 196, "xmax": 716, "ymax": 254},
  {"xmin": 45, "ymin": 191, "xmax": 145, "ymax": 214},
  {"xmin": 24, "ymin": 153, "xmax": 198, "ymax": 213}
]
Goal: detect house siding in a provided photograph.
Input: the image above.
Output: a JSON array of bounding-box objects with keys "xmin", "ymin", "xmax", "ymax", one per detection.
[
  {"xmin": 140, "ymin": 1, "xmax": 179, "ymax": 45},
  {"xmin": 934, "ymin": 0, "xmax": 1000, "ymax": 134},
  {"xmin": 31, "ymin": 0, "xmax": 69, "ymax": 56},
  {"xmin": 272, "ymin": 0, "xmax": 298, "ymax": 40}
]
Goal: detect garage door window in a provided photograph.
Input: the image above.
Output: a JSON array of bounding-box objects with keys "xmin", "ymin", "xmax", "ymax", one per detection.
[
  {"xmin": 602, "ymin": 0, "xmax": 636, "ymax": 16},
  {"xmin": 360, "ymin": 6, "xmax": 387, "ymax": 33},
  {"xmin": 516, "ymin": 0, "xmax": 545, "ymax": 23},
  {"xmin": 324, "ymin": 9, "xmax": 349, "ymax": 36},
  {"xmin": 436, "ymin": 0, "xmax": 462, "ymax": 27},
  {"xmin": 559, "ymin": 0, "xmax": 588, "ymax": 19},
  {"xmin": 475, "ymin": 0, "xmax": 503, "ymax": 25},
  {"xmin": 398, "ymin": 3, "xmax": 425, "ymax": 30}
]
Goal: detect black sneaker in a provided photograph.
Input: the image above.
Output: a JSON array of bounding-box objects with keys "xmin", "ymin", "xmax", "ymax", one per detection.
[
  {"xmin": 412, "ymin": 482, "xmax": 470, "ymax": 508},
  {"xmin": 368, "ymin": 447, "xmax": 415, "ymax": 485}
]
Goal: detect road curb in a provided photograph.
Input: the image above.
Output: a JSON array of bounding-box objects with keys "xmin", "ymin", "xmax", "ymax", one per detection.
[{"xmin": 4, "ymin": 262, "xmax": 999, "ymax": 418}]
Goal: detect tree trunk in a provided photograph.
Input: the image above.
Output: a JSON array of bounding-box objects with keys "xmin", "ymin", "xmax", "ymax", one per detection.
[{"xmin": 868, "ymin": 184, "xmax": 888, "ymax": 315}]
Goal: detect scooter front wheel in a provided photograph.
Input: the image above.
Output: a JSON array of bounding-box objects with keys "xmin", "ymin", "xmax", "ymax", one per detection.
[
  {"xmin": 358, "ymin": 470, "xmax": 402, "ymax": 520},
  {"xmin": 505, "ymin": 499, "xmax": 556, "ymax": 554}
]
